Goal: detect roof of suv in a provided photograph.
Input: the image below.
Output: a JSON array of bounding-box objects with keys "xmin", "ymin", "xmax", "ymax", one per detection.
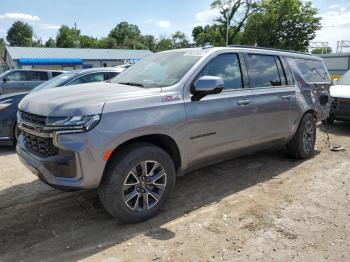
[{"xmin": 163, "ymin": 45, "xmax": 322, "ymax": 61}]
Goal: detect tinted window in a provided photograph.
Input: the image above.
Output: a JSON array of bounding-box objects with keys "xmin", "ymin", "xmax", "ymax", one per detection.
[
  {"xmin": 6, "ymin": 71, "xmax": 27, "ymax": 81},
  {"xmin": 246, "ymin": 54, "xmax": 282, "ymax": 88},
  {"xmin": 52, "ymin": 71, "xmax": 63, "ymax": 77},
  {"xmin": 291, "ymin": 59, "xmax": 330, "ymax": 83},
  {"xmin": 29, "ymin": 71, "xmax": 49, "ymax": 81},
  {"xmin": 197, "ymin": 54, "xmax": 242, "ymax": 90},
  {"xmin": 104, "ymin": 72, "xmax": 118, "ymax": 81},
  {"xmin": 69, "ymin": 72, "xmax": 106, "ymax": 85}
]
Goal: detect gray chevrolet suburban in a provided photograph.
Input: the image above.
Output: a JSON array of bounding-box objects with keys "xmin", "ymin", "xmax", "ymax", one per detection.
[{"xmin": 16, "ymin": 46, "xmax": 331, "ymax": 223}]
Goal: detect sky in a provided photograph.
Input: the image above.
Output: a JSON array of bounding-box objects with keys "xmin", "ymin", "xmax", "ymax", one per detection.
[{"xmin": 0, "ymin": 0, "xmax": 350, "ymax": 52}]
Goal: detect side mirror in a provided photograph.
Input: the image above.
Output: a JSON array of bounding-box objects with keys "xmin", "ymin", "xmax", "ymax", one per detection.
[
  {"xmin": 192, "ymin": 76, "xmax": 224, "ymax": 101},
  {"xmin": 2, "ymin": 78, "xmax": 7, "ymax": 83}
]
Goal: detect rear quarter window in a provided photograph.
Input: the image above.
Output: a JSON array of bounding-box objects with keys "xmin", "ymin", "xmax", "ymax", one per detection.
[{"xmin": 288, "ymin": 58, "xmax": 330, "ymax": 83}]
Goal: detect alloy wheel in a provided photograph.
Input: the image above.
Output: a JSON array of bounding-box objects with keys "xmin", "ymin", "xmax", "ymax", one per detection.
[
  {"xmin": 303, "ymin": 120, "xmax": 314, "ymax": 152},
  {"xmin": 123, "ymin": 160, "xmax": 167, "ymax": 211}
]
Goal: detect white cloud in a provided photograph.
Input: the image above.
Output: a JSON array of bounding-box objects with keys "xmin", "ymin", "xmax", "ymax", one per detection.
[
  {"xmin": 321, "ymin": 9, "xmax": 350, "ymax": 29},
  {"xmin": 145, "ymin": 19, "xmax": 153, "ymax": 24},
  {"xmin": 315, "ymin": 6, "xmax": 350, "ymax": 51},
  {"xmin": 0, "ymin": 12, "xmax": 40, "ymax": 22},
  {"xmin": 157, "ymin": 20, "xmax": 171, "ymax": 29},
  {"xmin": 330, "ymin": 4, "xmax": 340, "ymax": 9},
  {"xmin": 193, "ymin": 8, "xmax": 220, "ymax": 26},
  {"xmin": 40, "ymin": 23, "xmax": 60, "ymax": 30}
]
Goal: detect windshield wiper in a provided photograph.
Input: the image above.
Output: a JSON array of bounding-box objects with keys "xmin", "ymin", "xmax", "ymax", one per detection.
[{"xmin": 118, "ymin": 82, "xmax": 144, "ymax": 87}]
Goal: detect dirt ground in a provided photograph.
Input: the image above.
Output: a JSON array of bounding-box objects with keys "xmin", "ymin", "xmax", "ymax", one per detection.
[{"xmin": 0, "ymin": 122, "xmax": 349, "ymax": 262}]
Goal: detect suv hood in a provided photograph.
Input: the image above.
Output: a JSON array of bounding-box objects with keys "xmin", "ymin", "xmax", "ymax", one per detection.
[{"xmin": 19, "ymin": 82, "xmax": 161, "ymax": 117}]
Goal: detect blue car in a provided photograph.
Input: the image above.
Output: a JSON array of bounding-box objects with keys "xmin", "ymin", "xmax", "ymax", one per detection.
[{"xmin": 0, "ymin": 67, "xmax": 120, "ymax": 145}]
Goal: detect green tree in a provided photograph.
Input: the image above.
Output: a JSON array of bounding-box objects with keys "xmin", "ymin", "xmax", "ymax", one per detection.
[
  {"xmin": 108, "ymin": 22, "xmax": 141, "ymax": 48},
  {"xmin": 0, "ymin": 38, "xmax": 5, "ymax": 62},
  {"xmin": 171, "ymin": 31, "xmax": 190, "ymax": 49},
  {"xmin": 142, "ymin": 34, "xmax": 157, "ymax": 52},
  {"xmin": 156, "ymin": 37, "xmax": 173, "ymax": 52},
  {"xmin": 80, "ymin": 35, "xmax": 98, "ymax": 48},
  {"xmin": 6, "ymin": 21, "xmax": 33, "ymax": 46},
  {"xmin": 56, "ymin": 25, "xmax": 81, "ymax": 48},
  {"xmin": 243, "ymin": 0, "xmax": 321, "ymax": 51},
  {"xmin": 97, "ymin": 37, "xmax": 118, "ymax": 49},
  {"xmin": 192, "ymin": 25, "xmax": 225, "ymax": 46},
  {"xmin": 211, "ymin": 0, "xmax": 258, "ymax": 45},
  {"xmin": 45, "ymin": 37, "xmax": 56, "ymax": 47},
  {"xmin": 311, "ymin": 47, "xmax": 332, "ymax": 54}
]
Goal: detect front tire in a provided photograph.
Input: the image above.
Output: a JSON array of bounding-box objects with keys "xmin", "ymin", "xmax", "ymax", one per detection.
[
  {"xmin": 98, "ymin": 143, "xmax": 176, "ymax": 223},
  {"xmin": 287, "ymin": 113, "xmax": 316, "ymax": 159}
]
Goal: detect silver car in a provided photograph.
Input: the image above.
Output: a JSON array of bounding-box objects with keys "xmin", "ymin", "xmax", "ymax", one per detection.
[
  {"xmin": 0, "ymin": 69, "xmax": 65, "ymax": 95},
  {"xmin": 16, "ymin": 46, "xmax": 331, "ymax": 223}
]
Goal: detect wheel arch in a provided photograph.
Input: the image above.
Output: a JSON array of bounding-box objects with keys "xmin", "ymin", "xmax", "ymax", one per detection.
[{"xmin": 102, "ymin": 134, "xmax": 182, "ymax": 180}]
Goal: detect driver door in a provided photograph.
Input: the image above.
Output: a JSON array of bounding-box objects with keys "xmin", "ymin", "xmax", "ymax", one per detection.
[{"xmin": 184, "ymin": 53, "xmax": 255, "ymax": 168}]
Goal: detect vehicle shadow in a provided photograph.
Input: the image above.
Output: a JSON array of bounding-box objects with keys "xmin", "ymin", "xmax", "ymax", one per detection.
[
  {"xmin": 0, "ymin": 149, "xmax": 305, "ymax": 261},
  {"xmin": 319, "ymin": 121, "xmax": 350, "ymax": 136},
  {"xmin": 0, "ymin": 146, "xmax": 15, "ymax": 157}
]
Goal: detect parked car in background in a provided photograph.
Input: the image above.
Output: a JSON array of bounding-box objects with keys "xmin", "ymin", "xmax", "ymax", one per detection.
[
  {"xmin": 0, "ymin": 69, "xmax": 65, "ymax": 95},
  {"xmin": 113, "ymin": 63, "xmax": 134, "ymax": 73},
  {"xmin": 17, "ymin": 46, "xmax": 331, "ymax": 223},
  {"xmin": 0, "ymin": 67, "xmax": 120, "ymax": 145},
  {"xmin": 325, "ymin": 69, "xmax": 350, "ymax": 124}
]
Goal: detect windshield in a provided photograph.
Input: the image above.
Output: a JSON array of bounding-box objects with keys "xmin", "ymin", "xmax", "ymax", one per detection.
[
  {"xmin": 338, "ymin": 70, "xmax": 350, "ymax": 85},
  {"xmin": 111, "ymin": 52, "xmax": 202, "ymax": 88},
  {"xmin": 32, "ymin": 72, "xmax": 78, "ymax": 91}
]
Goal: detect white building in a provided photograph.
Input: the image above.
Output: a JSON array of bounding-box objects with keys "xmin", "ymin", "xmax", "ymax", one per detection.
[{"xmin": 4, "ymin": 46, "xmax": 152, "ymax": 70}]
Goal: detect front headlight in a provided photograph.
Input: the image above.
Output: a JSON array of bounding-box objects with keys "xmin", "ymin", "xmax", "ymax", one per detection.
[{"xmin": 46, "ymin": 114, "xmax": 101, "ymax": 131}]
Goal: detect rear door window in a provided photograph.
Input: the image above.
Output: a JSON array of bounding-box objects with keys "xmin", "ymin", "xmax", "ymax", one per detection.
[
  {"xmin": 69, "ymin": 72, "xmax": 106, "ymax": 85},
  {"xmin": 52, "ymin": 71, "xmax": 63, "ymax": 77},
  {"xmin": 196, "ymin": 53, "xmax": 243, "ymax": 90},
  {"xmin": 289, "ymin": 59, "xmax": 330, "ymax": 83},
  {"xmin": 29, "ymin": 71, "xmax": 49, "ymax": 81},
  {"xmin": 246, "ymin": 54, "xmax": 286, "ymax": 88},
  {"xmin": 104, "ymin": 72, "xmax": 118, "ymax": 81}
]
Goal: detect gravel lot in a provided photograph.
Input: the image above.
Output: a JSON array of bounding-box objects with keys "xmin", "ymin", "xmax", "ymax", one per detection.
[{"xmin": 0, "ymin": 123, "xmax": 349, "ymax": 262}]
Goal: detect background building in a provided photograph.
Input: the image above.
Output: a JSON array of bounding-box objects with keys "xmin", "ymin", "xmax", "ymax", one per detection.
[
  {"xmin": 317, "ymin": 53, "xmax": 350, "ymax": 80},
  {"xmin": 4, "ymin": 47, "xmax": 152, "ymax": 71}
]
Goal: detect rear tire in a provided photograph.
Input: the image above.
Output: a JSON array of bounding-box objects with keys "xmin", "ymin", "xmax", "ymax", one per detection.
[
  {"xmin": 98, "ymin": 143, "xmax": 176, "ymax": 223},
  {"xmin": 287, "ymin": 113, "xmax": 316, "ymax": 159}
]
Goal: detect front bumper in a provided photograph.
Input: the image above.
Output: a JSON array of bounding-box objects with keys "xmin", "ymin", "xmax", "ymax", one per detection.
[
  {"xmin": 16, "ymin": 125, "xmax": 106, "ymax": 190},
  {"xmin": 16, "ymin": 135, "xmax": 85, "ymax": 189},
  {"xmin": 330, "ymin": 98, "xmax": 350, "ymax": 120}
]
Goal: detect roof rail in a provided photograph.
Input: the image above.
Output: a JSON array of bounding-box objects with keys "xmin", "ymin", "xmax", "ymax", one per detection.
[{"xmin": 228, "ymin": 45, "xmax": 312, "ymax": 56}]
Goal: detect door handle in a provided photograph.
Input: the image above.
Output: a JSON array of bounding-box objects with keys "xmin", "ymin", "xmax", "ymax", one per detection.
[
  {"xmin": 237, "ymin": 99, "xmax": 250, "ymax": 106},
  {"xmin": 282, "ymin": 95, "xmax": 292, "ymax": 100}
]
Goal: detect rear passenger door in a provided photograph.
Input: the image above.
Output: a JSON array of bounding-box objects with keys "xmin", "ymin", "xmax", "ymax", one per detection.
[{"xmin": 243, "ymin": 53, "xmax": 294, "ymax": 143}]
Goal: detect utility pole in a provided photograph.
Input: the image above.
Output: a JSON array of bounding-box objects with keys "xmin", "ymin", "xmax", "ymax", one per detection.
[{"xmin": 226, "ymin": 17, "xmax": 229, "ymax": 46}]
